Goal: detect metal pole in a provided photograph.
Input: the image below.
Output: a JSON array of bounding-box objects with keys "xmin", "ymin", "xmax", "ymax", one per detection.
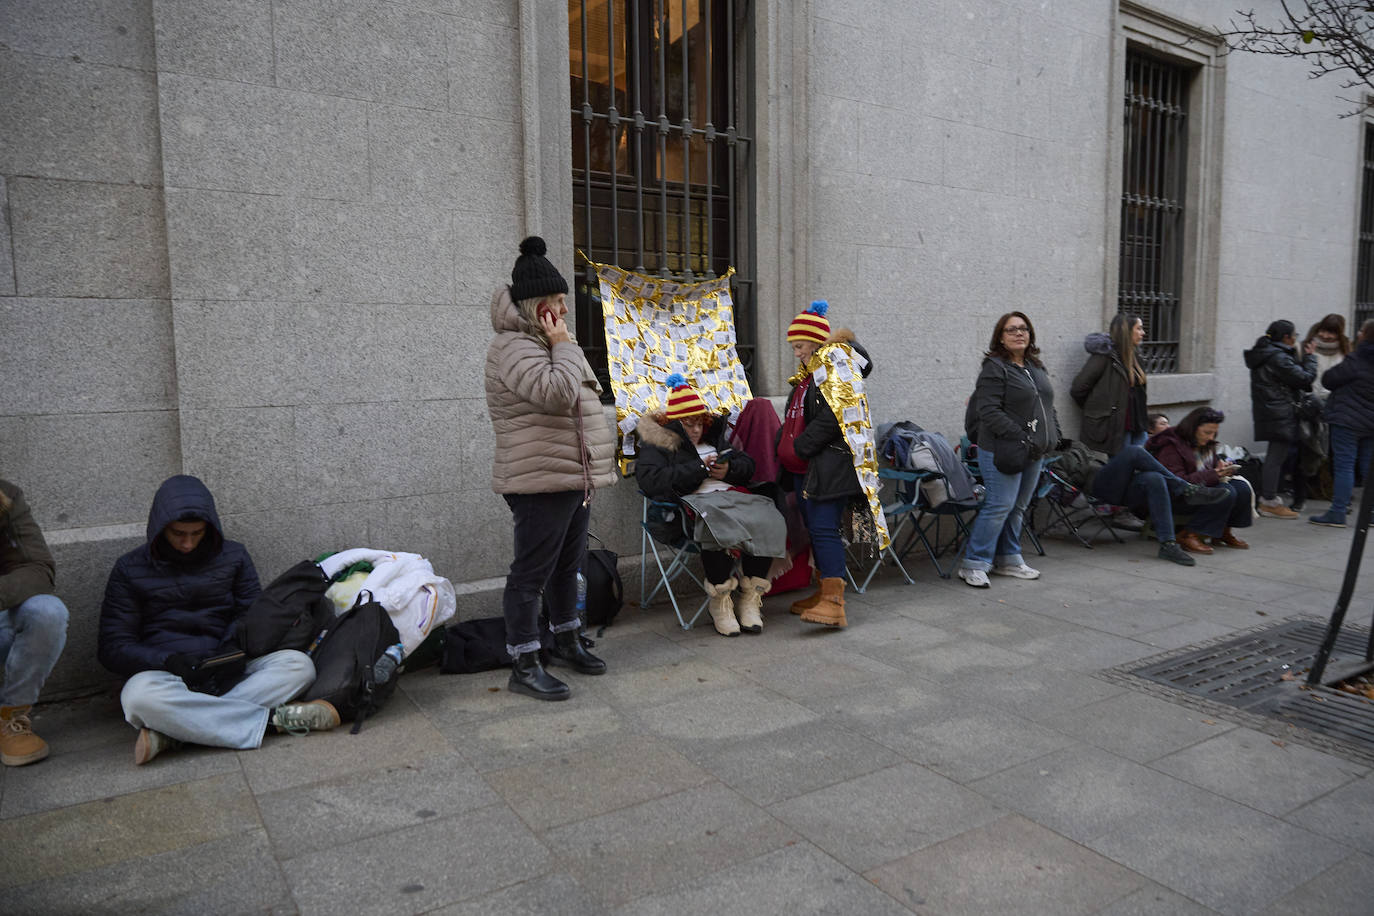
[{"xmin": 1307, "ymin": 450, "xmax": 1374, "ymax": 684}]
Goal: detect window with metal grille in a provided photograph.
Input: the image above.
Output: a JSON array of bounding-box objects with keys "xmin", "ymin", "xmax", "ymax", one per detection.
[
  {"xmin": 570, "ymin": 0, "xmax": 754, "ymax": 397},
  {"xmin": 1356, "ymin": 124, "xmax": 1374, "ymax": 330},
  {"xmin": 1119, "ymin": 49, "xmax": 1189, "ymax": 374}
]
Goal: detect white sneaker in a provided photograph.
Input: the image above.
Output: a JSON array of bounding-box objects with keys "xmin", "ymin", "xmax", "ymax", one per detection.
[
  {"xmin": 991, "ymin": 563, "xmax": 1040, "ymax": 580},
  {"xmin": 958, "ymin": 568, "xmax": 990, "ymax": 588}
]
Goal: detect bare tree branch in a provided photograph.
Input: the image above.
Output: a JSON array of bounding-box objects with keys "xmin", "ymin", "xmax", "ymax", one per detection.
[{"xmin": 1216, "ymin": 1, "xmax": 1374, "ymax": 115}]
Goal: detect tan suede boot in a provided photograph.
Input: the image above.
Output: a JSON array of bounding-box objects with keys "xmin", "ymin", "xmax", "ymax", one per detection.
[
  {"xmin": 800, "ymin": 577, "xmax": 847, "ymax": 628},
  {"xmin": 736, "ymin": 576, "xmax": 770, "ymax": 634},
  {"xmin": 1, "ymin": 705, "xmax": 49, "ymax": 766},
  {"xmin": 789, "ymin": 569, "xmax": 822, "ymax": 615},
  {"xmin": 704, "ymin": 577, "xmax": 740, "ymax": 636}
]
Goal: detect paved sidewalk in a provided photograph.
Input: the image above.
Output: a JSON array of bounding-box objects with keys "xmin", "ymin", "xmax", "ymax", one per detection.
[{"xmin": 3, "ymin": 508, "xmax": 1374, "ymax": 915}]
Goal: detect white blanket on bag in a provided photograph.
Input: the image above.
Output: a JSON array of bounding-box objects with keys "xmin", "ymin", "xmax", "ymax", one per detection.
[{"xmin": 318, "ymin": 548, "xmax": 457, "ymax": 656}]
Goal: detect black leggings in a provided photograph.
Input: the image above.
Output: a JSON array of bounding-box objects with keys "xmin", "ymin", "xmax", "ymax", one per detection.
[{"xmin": 701, "ymin": 550, "xmax": 772, "ymax": 585}]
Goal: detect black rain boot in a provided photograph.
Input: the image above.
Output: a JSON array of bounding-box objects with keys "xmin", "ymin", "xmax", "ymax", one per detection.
[
  {"xmin": 548, "ymin": 629, "xmax": 607, "ymax": 675},
  {"xmin": 509, "ymin": 651, "xmax": 571, "ymax": 701}
]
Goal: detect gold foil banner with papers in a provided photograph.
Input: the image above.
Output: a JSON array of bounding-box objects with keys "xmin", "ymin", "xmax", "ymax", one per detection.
[
  {"xmin": 591, "ymin": 261, "xmax": 752, "ymax": 468},
  {"xmin": 791, "ymin": 342, "xmax": 890, "ymax": 550}
]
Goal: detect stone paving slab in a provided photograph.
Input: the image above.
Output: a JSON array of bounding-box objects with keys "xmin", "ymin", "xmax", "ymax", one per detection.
[{"xmin": 10, "ymin": 502, "xmax": 1374, "ymax": 913}]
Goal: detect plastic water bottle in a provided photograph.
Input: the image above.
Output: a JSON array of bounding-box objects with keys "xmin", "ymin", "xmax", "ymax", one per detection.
[
  {"xmin": 575, "ymin": 571, "xmax": 588, "ymax": 619},
  {"xmin": 374, "ymin": 643, "xmax": 405, "ymax": 685}
]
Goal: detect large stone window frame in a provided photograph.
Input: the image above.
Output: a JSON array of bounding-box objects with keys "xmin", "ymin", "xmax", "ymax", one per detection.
[{"xmin": 1107, "ymin": 2, "xmax": 1226, "ymax": 402}]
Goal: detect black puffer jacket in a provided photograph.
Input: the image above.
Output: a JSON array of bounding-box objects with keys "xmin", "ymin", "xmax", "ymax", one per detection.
[
  {"xmin": 98, "ymin": 475, "xmax": 261, "ymax": 678},
  {"xmin": 635, "ymin": 413, "xmax": 755, "ymax": 501},
  {"xmin": 967, "ymin": 356, "xmax": 1061, "ymax": 458},
  {"xmin": 1322, "ymin": 341, "xmax": 1374, "ymax": 435},
  {"xmin": 778, "ymin": 330, "xmax": 874, "ymax": 502},
  {"xmin": 1244, "ymin": 335, "xmax": 1317, "ymax": 442}
]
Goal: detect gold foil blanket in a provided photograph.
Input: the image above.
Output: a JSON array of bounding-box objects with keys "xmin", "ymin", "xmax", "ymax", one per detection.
[
  {"xmin": 592, "ymin": 262, "xmax": 752, "ymax": 467},
  {"xmin": 790, "ymin": 343, "xmax": 890, "ymax": 550}
]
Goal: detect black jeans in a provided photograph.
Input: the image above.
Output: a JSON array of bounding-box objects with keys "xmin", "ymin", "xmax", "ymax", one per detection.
[
  {"xmin": 701, "ymin": 550, "xmax": 772, "ymax": 585},
  {"xmin": 502, "ymin": 491, "xmax": 588, "ymax": 655},
  {"xmin": 1260, "ymin": 440, "xmax": 1291, "ymax": 501}
]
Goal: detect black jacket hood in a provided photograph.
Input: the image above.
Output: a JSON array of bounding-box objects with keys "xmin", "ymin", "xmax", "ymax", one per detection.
[{"xmin": 146, "ymin": 475, "xmax": 225, "ymax": 557}]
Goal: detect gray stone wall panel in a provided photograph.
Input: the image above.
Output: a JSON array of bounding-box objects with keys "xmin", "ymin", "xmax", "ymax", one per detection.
[
  {"xmin": 367, "ymin": 107, "xmax": 520, "ymax": 210},
  {"xmin": 455, "ymin": 211, "xmax": 521, "ymax": 307},
  {"xmin": 0, "ymin": 50, "xmax": 162, "ymax": 185},
  {"xmin": 446, "ymin": 17, "xmax": 519, "ymax": 118},
  {"xmin": 159, "ymin": 75, "xmax": 369, "ymax": 199},
  {"xmin": 0, "ymin": 410, "xmax": 181, "ymax": 530},
  {"xmin": 293, "ymin": 400, "xmax": 462, "ymax": 504},
  {"xmin": 179, "ymin": 407, "xmax": 301, "ymax": 517},
  {"xmin": 856, "ymin": 108, "xmax": 941, "ymax": 185},
  {"xmin": 151, "ymin": 0, "xmax": 274, "ymax": 83},
  {"xmin": 273, "ymin": 0, "xmax": 449, "ymax": 110},
  {"xmin": 171, "ymin": 300, "xmax": 306, "ymax": 409},
  {"xmin": 4, "ymin": 298, "xmax": 175, "ymax": 415},
  {"xmin": 162, "ymin": 189, "xmax": 292, "ymax": 300},
  {"xmin": 390, "ymin": 0, "xmax": 515, "ymax": 28},
  {"xmin": 0, "ymin": 0, "xmax": 155, "ymax": 71},
  {"xmin": 9, "ymin": 178, "xmax": 169, "ymax": 298}
]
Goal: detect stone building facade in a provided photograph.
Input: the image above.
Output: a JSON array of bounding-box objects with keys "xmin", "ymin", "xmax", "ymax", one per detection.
[{"xmin": 2, "ymin": 0, "xmax": 1364, "ymax": 695}]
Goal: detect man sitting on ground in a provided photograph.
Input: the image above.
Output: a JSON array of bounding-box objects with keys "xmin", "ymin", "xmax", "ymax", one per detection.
[
  {"xmin": 98, "ymin": 475, "xmax": 338, "ymax": 765},
  {"xmin": 0, "ymin": 481, "xmax": 69, "ymax": 766}
]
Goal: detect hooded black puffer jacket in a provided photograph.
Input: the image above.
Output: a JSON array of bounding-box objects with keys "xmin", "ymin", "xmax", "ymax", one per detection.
[
  {"xmin": 1244, "ymin": 335, "xmax": 1317, "ymax": 442},
  {"xmin": 635, "ymin": 413, "xmax": 755, "ymax": 502},
  {"xmin": 98, "ymin": 475, "xmax": 261, "ymax": 677},
  {"xmin": 1322, "ymin": 341, "xmax": 1374, "ymax": 435}
]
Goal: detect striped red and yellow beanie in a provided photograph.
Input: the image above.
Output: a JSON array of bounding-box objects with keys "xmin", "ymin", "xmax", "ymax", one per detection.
[
  {"xmin": 663, "ymin": 373, "xmax": 709, "ymax": 421},
  {"xmin": 787, "ymin": 300, "xmax": 830, "ymax": 344}
]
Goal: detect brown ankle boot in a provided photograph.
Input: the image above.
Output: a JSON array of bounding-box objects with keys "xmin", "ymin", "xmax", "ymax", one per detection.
[
  {"xmin": 1, "ymin": 705, "xmax": 49, "ymax": 766},
  {"xmin": 789, "ymin": 569, "xmax": 822, "ymax": 615},
  {"xmin": 800, "ymin": 577, "xmax": 847, "ymax": 628},
  {"xmin": 1215, "ymin": 527, "xmax": 1250, "ymax": 549},
  {"xmin": 1176, "ymin": 529, "xmax": 1213, "ymax": 554}
]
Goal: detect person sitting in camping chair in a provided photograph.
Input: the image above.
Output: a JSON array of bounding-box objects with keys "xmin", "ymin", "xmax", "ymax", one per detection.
[{"xmin": 635, "ymin": 375, "xmax": 787, "ymax": 637}]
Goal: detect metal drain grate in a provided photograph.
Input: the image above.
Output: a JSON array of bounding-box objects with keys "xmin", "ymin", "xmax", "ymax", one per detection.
[{"xmin": 1102, "ymin": 618, "xmax": 1374, "ymax": 766}]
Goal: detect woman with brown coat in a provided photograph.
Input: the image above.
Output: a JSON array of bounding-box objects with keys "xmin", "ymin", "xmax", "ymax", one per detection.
[
  {"xmin": 485, "ymin": 237, "xmax": 617, "ymax": 701},
  {"xmin": 1070, "ymin": 313, "xmax": 1149, "ymax": 455}
]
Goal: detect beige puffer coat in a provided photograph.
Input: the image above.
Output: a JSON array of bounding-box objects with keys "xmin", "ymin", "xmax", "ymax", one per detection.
[{"xmin": 485, "ymin": 286, "xmax": 618, "ymax": 494}]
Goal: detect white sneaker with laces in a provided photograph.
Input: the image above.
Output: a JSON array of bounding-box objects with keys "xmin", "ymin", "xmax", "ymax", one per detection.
[
  {"xmin": 958, "ymin": 568, "xmax": 990, "ymax": 588},
  {"xmin": 991, "ymin": 563, "xmax": 1040, "ymax": 580}
]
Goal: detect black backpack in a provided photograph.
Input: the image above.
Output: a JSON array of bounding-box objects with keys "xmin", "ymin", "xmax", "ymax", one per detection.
[
  {"xmin": 300, "ymin": 595, "xmax": 401, "ymax": 733},
  {"xmin": 584, "ymin": 537, "xmax": 623, "ymax": 632},
  {"xmin": 235, "ymin": 559, "xmax": 334, "ymax": 657}
]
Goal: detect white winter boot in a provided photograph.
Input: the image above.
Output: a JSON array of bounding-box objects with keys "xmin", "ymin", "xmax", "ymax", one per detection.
[
  {"xmin": 704, "ymin": 577, "xmax": 740, "ymax": 636},
  {"xmin": 736, "ymin": 575, "xmax": 770, "ymax": 634}
]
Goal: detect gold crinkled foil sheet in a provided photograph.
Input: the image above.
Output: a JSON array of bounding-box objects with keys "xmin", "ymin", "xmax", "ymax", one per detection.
[
  {"xmin": 592, "ymin": 263, "xmax": 751, "ymax": 468},
  {"xmin": 795, "ymin": 343, "xmax": 890, "ymax": 550}
]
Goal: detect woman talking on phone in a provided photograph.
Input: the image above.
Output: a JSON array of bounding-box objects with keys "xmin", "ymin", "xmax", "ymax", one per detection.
[
  {"xmin": 485, "ymin": 237, "xmax": 617, "ymax": 701},
  {"xmin": 1146, "ymin": 407, "xmax": 1253, "ymax": 552}
]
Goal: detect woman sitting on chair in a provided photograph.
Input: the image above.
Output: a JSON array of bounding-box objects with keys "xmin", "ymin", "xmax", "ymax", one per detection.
[
  {"xmin": 1147, "ymin": 407, "xmax": 1253, "ymax": 551},
  {"xmin": 635, "ymin": 375, "xmax": 786, "ymax": 637}
]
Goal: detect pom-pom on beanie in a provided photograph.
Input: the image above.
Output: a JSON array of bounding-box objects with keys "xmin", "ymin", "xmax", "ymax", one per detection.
[
  {"xmin": 663, "ymin": 372, "xmax": 710, "ymax": 421},
  {"xmin": 509, "ymin": 236, "xmax": 569, "ymax": 303},
  {"xmin": 787, "ymin": 300, "xmax": 831, "ymax": 344}
]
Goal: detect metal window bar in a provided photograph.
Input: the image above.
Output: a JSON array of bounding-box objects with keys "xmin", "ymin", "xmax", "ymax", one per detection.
[
  {"xmin": 571, "ymin": 0, "xmax": 755, "ymax": 398},
  {"xmin": 1119, "ymin": 50, "xmax": 1188, "ymax": 374},
  {"xmin": 1356, "ymin": 124, "xmax": 1374, "ymax": 329}
]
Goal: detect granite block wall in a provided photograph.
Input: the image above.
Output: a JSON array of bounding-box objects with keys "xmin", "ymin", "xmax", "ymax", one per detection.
[{"xmin": 3, "ymin": 0, "xmax": 1367, "ymax": 700}]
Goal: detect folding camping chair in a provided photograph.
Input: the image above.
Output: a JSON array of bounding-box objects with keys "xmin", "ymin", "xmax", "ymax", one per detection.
[
  {"xmin": 902, "ymin": 469, "xmax": 983, "ymax": 578},
  {"xmin": 846, "ymin": 467, "xmax": 931, "ymax": 592},
  {"xmin": 1025, "ymin": 459, "xmax": 1123, "ymax": 549},
  {"xmin": 638, "ymin": 494, "xmax": 710, "ymax": 630}
]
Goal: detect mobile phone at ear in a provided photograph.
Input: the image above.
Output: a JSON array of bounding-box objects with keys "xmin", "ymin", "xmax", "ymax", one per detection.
[{"xmin": 538, "ymin": 304, "xmax": 555, "ymax": 323}]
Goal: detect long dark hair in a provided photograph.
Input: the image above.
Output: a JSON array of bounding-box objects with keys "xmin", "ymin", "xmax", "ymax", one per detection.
[
  {"xmin": 1304, "ymin": 313, "xmax": 1352, "ymax": 355},
  {"xmin": 1109, "ymin": 313, "xmax": 1146, "ymax": 385},
  {"xmin": 1174, "ymin": 406, "xmax": 1225, "ymax": 458},
  {"xmin": 985, "ymin": 311, "xmax": 1042, "ymax": 367}
]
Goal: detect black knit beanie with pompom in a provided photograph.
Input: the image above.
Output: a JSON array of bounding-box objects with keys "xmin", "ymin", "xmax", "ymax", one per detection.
[{"xmin": 509, "ymin": 236, "xmax": 569, "ymax": 302}]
